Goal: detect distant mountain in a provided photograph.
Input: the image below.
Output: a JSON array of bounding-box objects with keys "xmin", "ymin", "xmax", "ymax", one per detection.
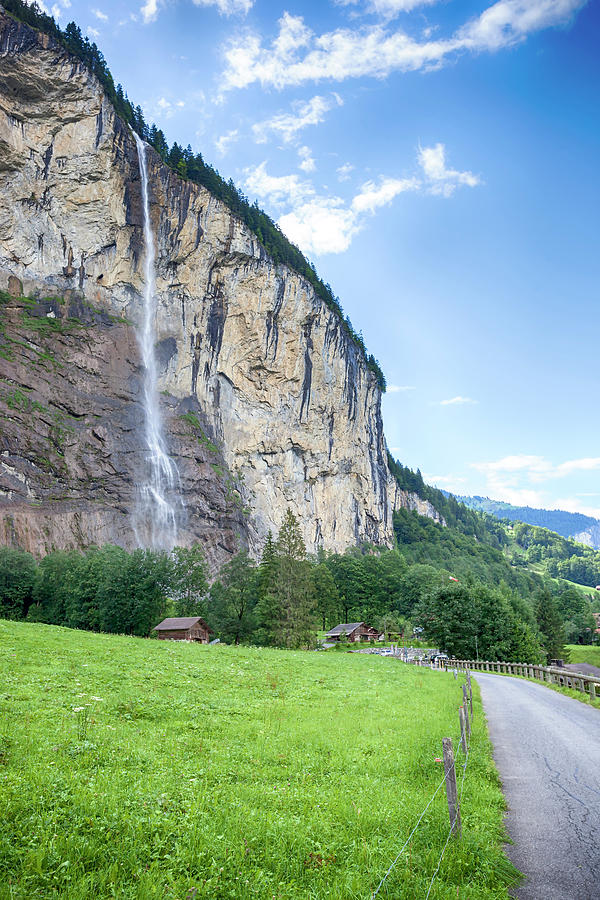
[{"xmin": 444, "ymin": 494, "xmax": 600, "ymax": 549}]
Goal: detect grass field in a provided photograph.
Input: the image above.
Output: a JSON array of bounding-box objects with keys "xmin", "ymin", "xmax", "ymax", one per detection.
[
  {"xmin": 0, "ymin": 621, "xmax": 518, "ymax": 899},
  {"xmin": 566, "ymin": 644, "xmax": 600, "ymax": 667}
]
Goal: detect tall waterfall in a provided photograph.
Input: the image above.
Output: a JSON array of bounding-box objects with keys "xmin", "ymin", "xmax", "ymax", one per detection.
[{"xmin": 133, "ymin": 133, "xmax": 181, "ymax": 550}]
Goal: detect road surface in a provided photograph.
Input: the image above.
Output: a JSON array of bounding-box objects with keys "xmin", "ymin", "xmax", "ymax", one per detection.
[{"xmin": 472, "ymin": 672, "xmax": 600, "ymax": 900}]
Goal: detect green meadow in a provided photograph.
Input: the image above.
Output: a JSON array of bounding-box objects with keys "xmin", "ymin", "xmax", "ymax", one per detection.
[
  {"xmin": 0, "ymin": 621, "xmax": 518, "ymax": 899},
  {"xmin": 565, "ymin": 644, "xmax": 600, "ymax": 667}
]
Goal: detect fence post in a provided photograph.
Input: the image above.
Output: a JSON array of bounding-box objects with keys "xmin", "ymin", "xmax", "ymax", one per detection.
[
  {"xmin": 459, "ymin": 706, "xmax": 467, "ymax": 754},
  {"xmin": 442, "ymin": 738, "xmax": 462, "ymax": 838},
  {"xmin": 467, "ymin": 672, "xmax": 473, "ymax": 718},
  {"xmin": 590, "ymin": 682, "xmax": 596, "ymax": 701},
  {"xmin": 462, "ymin": 685, "xmax": 471, "ymax": 737}
]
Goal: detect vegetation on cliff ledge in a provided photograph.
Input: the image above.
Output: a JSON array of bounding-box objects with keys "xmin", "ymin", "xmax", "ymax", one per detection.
[{"xmin": 1, "ymin": 0, "xmax": 386, "ymax": 391}]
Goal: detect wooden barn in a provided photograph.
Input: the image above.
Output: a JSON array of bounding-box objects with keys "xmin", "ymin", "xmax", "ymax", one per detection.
[
  {"xmin": 325, "ymin": 622, "xmax": 382, "ymax": 643},
  {"xmin": 153, "ymin": 616, "xmax": 213, "ymax": 643}
]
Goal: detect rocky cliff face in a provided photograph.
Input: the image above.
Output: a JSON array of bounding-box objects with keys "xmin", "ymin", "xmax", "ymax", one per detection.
[{"xmin": 0, "ymin": 10, "xmax": 434, "ymax": 563}]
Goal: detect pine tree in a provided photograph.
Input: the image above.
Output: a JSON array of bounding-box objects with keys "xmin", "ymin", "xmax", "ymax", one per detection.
[
  {"xmin": 536, "ymin": 589, "xmax": 568, "ymax": 661},
  {"xmin": 275, "ymin": 510, "xmax": 317, "ymax": 649},
  {"xmin": 257, "ymin": 531, "xmax": 277, "ymax": 598}
]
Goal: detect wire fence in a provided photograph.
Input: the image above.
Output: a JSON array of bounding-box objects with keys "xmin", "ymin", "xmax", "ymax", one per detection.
[
  {"xmin": 424, "ymin": 732, "xmax": 471, "ymax": 899},
  {"xmin": 371, "ymin": 671, "xmax": 473, "ymax": 900}
]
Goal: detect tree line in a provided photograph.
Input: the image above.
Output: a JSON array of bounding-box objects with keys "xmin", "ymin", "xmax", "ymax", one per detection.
[
  {"xmin": 1, "ymin": 505, "xmax": 587, "ymax": 661},
  {"xmin": 1, "ymin": 0, "xmax": 385, "ymax": 392}
]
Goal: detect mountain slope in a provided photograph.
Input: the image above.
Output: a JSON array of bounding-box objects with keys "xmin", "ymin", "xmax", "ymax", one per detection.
[{"xmin": 451, "ymin": 494, "xmax": 600, "ymax": 549}]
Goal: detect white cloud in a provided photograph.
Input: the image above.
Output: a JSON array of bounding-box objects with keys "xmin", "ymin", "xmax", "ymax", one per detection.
[
  {"xmin": 38, "ymin": 0, "xmax": 70, "ymax": 13},
  {"xmin": 278, "ymin": 175, "xmax": 419, "ymax": 255},
  {"xmin": 140, "ymin": 0, "xmax": 159, "ymax": 23},
  {"xmin": 457, "ymin": 0, "xmax": 585, "ymax": 51},
  {"xmin": 148, "ymin": 96, "xmax": 189, "ymax": 120},
  {"xmin": 424, "ymin": 474, "xmax": 468, "ymax": 490},
  {"xmin": 298, "ymin": 146, "xmax": 316, "ymax": 173},
  {"xmin": 245, "ymin": 142, "xmax": 478, "ymax": 255},
  {"xmin": 387, "ymin": 384, "xmax": 416, "ymax": 392},
  {"xmin": 244, "ymin": 162, "xmax": 314, "ymax": 207},
  {"xmin": 86, "ymin": 25, "xmax": 100, "ymax": 37},
  {"xmin": 553, "ymin": 457, "xmax": 600, "ymax": 477},
  {"xmin": 92, "ymin": 8, "xmax": 108, "ymax": 21},
  {"xmin": 351, "ymin": 175, "xmax": 419, "ymax": 212},
  {"xmin": 472, "ymin": 454, "xmax": 600, "ymax": 482},
  {"xmin": 439, "ymin": 395, "xmax": 478, "ymax": 405},
  {"xmin": 193, "ymin": 0, "xmax": 253, "ymax": 13},
  {"xmin": 221, "ymin": 1, "xmax": 587, "ymax": 90},
  {"xmin": 253, "ymin": 94, "xmax": 343, "ymax": 144},
  {"xmin": 143, "ymin": 0, "xmax": 252, "ymax": 22},
  {"xmin": 280, "ymin": 200, "xmax": 358, "ymax": 254},
  {"xmin": 337, "ymin": 162, "xmax": 354, "ymax": 181},
  {"xmin": 470, "ymin": 454, "xmax": 600, "ymax": 516},
  {"xmin": 418, "ymin": 143, "xmax": 481, "ymax": 197},
  {"xmin": 339, "ymin": 0, "xmax": 440, "ymax": 17},
  {"xmin": 215, "ymin": 129, "xmax": 239, "ymax": 155},
  {"xmin": 554, "ymin": 497, "xmax": 600, "ymax": 520}
]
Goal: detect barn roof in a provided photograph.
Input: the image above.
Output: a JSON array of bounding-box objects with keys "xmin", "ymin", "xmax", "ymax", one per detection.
[
  {"xmin": 325, "ymin": 622, "xmax": 365, "ymax": 636},
  {"xmin": 153, "ymin": 616, "xmax": 213, "ymax": 632}
]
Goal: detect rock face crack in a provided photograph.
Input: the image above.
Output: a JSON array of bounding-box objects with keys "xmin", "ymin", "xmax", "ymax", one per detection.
[
  {"xmin": 265, "ymin": 278, "xmax": 285, "ymax": 360},
  {"xmin": 299, "ymin": 318, "xmax": 314, "ymax": 422}
]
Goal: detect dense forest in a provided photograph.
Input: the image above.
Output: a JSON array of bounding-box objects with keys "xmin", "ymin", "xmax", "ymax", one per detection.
[
  {"xmin": 1, "ymin": 0, "xmax": 385, "ymax": 391},
  {"xmin": 2, "ymin": 500, "xmax": 595, "ymax": 661}
]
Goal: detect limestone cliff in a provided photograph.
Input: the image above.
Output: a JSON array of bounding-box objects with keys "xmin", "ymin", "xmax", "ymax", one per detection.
[
  {"xmin": 388, "ymin": 478, "xmax": 446, "ymax": 526},
  {"xmin": 0, "ymin": 10, "xmax": 435, "ymax": 563}
]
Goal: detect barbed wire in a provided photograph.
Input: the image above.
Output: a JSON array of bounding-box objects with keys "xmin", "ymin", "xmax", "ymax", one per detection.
[
  {"xmin": 371, "ymin": 726, "xmax": 466, "ymax": 900},
  {"xmin": 371, "ymin": 667, "xmax": 474, "ymax": 900},
  {"xmin": 423, "ymin": 730, "xmax": 472, "ymax": 900}
]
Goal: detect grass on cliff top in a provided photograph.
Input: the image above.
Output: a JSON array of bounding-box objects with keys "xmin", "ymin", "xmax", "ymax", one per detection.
[{"xmin": 0, "ymin": 621, "xmax": 518, "ymax": 899}]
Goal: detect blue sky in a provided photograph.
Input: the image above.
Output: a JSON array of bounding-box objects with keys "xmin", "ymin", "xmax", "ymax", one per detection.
[{"xmin": 47, "ymin": 0, "xmax": 600, "ymax": 516}]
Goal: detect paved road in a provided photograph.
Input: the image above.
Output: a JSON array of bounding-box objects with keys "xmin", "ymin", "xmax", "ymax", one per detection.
[
  {"xmin": 565, "ymin": 662, "xmax": 600, "ymax": 678},
  {"xmin": 472, "ymin": 673, "xmax": 600, "ymax": 900}
]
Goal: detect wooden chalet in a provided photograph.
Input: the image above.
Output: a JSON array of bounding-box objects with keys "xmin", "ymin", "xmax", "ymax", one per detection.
[
  {"xmin": 153, "ymin": 616, "xmax": 213, "ymax": 643},
  {"xmin": 325, "ymin": 622, "xmax": 382, "ymax": 643}
]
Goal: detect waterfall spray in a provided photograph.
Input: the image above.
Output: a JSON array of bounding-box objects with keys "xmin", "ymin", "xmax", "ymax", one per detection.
[{"xmin": 133, "ymin": 133, "xmax": 181, "ymax": 550}]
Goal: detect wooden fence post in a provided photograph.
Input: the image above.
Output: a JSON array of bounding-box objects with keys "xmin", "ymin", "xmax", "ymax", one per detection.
[
  {"xmin": 467, "ymin": 672, "xmax": 473, "ymax": 718},
  {"xmin": 459, "ymin": 706, "xmax": 467, "ymax": 753},
  {"xmin": 442, "ymin": 738, "xmax": 462, "ymax": 837},
  {"xmin": 462, "ymin": 685, "xmax": 471, "ymax": 737},
  {"xmin": 590, "ymin": 682, "xmax": 596, "ymax": 701}
]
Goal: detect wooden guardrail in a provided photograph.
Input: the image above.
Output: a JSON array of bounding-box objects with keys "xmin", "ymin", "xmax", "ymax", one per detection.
[{"xmin": 443, "ymin": 658, "xmax": 600, "ymax": 700}]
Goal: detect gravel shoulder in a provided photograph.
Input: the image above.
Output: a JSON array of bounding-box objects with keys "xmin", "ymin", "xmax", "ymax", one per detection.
[{"xmin": 472, "ymin": 672, "xmax": 600, "ymax": 900}]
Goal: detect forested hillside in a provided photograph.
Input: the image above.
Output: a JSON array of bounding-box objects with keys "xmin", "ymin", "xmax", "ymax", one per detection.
[{"xmin": 452, "ymin": 493, "xmax": 600, "ymax": 546}]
